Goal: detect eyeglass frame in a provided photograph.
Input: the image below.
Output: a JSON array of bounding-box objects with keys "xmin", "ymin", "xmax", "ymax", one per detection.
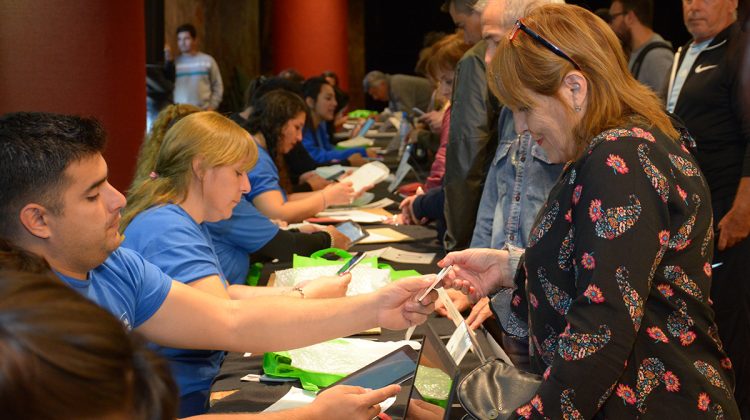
[{"xmin": 508, "ymin": 18, "xmax": 582, "ymax": 71}]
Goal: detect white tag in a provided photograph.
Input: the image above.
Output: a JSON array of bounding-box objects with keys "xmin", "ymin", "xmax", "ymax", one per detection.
[{"xmin": 445, "ymin": 321, "xmax": 473, "ymax": 365}]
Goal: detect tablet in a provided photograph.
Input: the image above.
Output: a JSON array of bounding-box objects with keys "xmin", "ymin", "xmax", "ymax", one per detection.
[
  {"xmin": 403, "ymin": 323, "xmax": 461, "ymax": 419},
  {"xmin": 335, "ymin": 221, "xmax": 369, "ymax": 245},
  {"xmin": 318, "ymin": 344, "xmax": 420, "ymax": 392},
  {"xmin": 356, "ymin": 118, "xmax": 376, "ymax": 138}
]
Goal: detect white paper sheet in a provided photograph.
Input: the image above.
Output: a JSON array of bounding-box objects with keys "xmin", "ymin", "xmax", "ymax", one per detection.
[
  {"xmin": 262, "ymin": 387, "xmax": 317, "ymax": 412},
  {"xmin": 366, "ymin": 246, "xmax": 435, "ymax": 265},
  {"xmin": 336, "ymin": 136, "xmax": 374, "ymax": 148},
  {"xmin": 315, "ymin": 209, "xmax": 388, "ymax": 223},
  {"xmin": 341, "ymin": 161, "xmax": 390, "ymax": 192},
  {"xmin": 261, "ymin": 387, "xmax": 397, "ymax": 414},
  {"xmin": 329, "ymin": 197, "xmax": 395, "ymax": 211}
]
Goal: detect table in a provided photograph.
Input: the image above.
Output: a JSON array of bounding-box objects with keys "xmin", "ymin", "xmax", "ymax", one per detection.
[
  {"xmin": 207, "ymin": 138, "xmax": 487, "ymax": 416},
  {"xmin": 209, "ymin": 316, "xmax": 491, "ymax": 417}
]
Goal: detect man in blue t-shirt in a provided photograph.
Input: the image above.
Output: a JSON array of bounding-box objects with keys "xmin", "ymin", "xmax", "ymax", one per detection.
[{"xmin": 0, "ymin": 112, "xmax": 438, "ymax": 418}]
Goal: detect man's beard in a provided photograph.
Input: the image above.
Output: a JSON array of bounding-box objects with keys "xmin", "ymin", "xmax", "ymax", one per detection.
[{"xmin": 616, "ymin": 28, "xmax": 633, "ymax": 57}]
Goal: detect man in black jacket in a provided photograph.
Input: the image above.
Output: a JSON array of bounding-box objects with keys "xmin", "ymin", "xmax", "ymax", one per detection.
[
  {"xmin": 666, "ymin": 0, "xmax": 749, "ymax": 415},
  {"xmin": 442, "ymin": 0, "xmax": 499, "ymax": 252}
]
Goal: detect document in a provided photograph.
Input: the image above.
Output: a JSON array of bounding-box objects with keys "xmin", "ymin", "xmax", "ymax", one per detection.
[
  {"xmin": 328, "ymin": 197, "xmax": 395, "ymax": 211},
  {"xmin": 262, "ymin": 387, "xmax": 317, "ymax": 412},
  {"xmin": 358, "ymin": 228, "xmax": 413, "ymax": 244},
  {"xmin": 311, "ymin": 209, "xmax": 390, "ymax": 224},
  {"xmin": 341, "ymin": 161, "xmax": 390, "ymax": 192},
  {"xmin": 336, "ymin": 136, "xmax": 374, "ymax": 148},
  {"xmin": 366, "ymin": 247, "xmax": 435, "ymax": 265}
]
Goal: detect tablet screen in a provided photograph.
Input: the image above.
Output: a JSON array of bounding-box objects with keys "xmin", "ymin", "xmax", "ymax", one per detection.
[{"xmin": 328, "ymin": 346, "xmax": 419, "ymax": 390}]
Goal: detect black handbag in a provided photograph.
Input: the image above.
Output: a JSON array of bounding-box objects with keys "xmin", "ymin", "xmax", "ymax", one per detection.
[{"xmin": 456, "ymin": 358, "xmax": 542, "ymax": 419}]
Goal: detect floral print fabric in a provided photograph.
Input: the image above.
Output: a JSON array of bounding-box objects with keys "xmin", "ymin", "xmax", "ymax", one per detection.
[{"xmin": 507, "ymin": 125, "xmax": 739, "ymax": 418}]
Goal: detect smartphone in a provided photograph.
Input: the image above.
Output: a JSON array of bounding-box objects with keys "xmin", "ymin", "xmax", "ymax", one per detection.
[
  {"xmin": 417, "ymin": 265, "xmax": 453, "ymax": 302},
  {"xmin": 356, "ymin": 118, "xmax": 376, "ymax": 137},
  {"xmin": 336, "ymin": 251, "xmax": 367, "ymax": 275},
  {"xmin": 412, "ymin": 107, "xmax": 425, "ymax": 117},
  {"xmin": 318, "ymin": 345, "xmax": 420, "ymax": 393},
  {"xmin": 335, "ymin": 221, "xmax": 369, "ymax": 244}
]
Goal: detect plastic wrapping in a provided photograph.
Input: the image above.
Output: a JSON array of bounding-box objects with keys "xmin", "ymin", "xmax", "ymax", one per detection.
[
  {"xmin": 414, "ymin": 365, "xmax": 453, "ymax": 408},
  {"xmin": 273, "ymin": 265, "xmax": 391, "ymax": 296},
  {"xmin": 263, "ymin": 338, "xmax": 420, "ymax": 391}
]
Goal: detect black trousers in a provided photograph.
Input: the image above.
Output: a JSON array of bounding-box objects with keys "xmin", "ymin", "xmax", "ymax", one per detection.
[{"xmin": 710, "ymin": 197, "xmax": 750, "ymax": 419}]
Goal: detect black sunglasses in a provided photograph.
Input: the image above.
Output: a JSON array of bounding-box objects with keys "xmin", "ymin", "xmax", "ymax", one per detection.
[{"xmin": 508, "ymin": 19, "xmax": 581, "ymax": 71}]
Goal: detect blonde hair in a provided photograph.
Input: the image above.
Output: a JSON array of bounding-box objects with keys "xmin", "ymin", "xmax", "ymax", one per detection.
[
  {"xmin": 134, "ymin": 104, "xmax": 202, "ymax": 186},
  {"xmin": 489, "ymin": 4, "xmax": 678, "ymax": 158},
  {"xmin": 121, "ymin": 111, "xmax": 257, "ymax": 230}
]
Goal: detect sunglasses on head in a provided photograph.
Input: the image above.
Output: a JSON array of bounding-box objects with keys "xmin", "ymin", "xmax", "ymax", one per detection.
[{"xmin": 508, "ymin": 18, "xmax": 581, "ymax": 71}]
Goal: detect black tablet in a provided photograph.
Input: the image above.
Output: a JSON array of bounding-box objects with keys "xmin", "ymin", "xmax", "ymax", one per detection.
[{"xmin": 318, "ymin": 344, "xmax": 420, "ymax": 392}]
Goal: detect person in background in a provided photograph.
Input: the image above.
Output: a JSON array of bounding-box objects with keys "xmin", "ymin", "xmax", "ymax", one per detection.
[
  {"xmin": 398, "ymin": 32, "xmax": 470, "ymax": 244},
  {"xmin": 666, "ymin": 0, "xmax": 749, "ymax": 414},
  {"xmin": 608, "ymin": 0, "xmax": 673, "ymax": 100},
  {"xmin": 301, "ymin": 77, "xmax": 378, "ymax": 166},
  {"xmin": 120, "ymin": 111, "xmax": 351, "ymax": 414},
  {"xmin": 167, "ymin": 23, "xmax": 223, "ymax": 111},
  {"xmin": 321, "ymin": 70, "xmax": 339, "ymax": 87},
  {"xmin": 363, "ymin": 70, "xmax": 434, "ymax": 117},
  {"xmin": 278, "ymin": 68, "xmax": 305, "ymax": 85},
  {"xmin": 441, "ymin": 0, "xmax": 500, "ymax": 252},
  {"xmin": 243, "ymin": 90, "xmax": 359, "ymax": 222},
  {"xmin": 594, "ymin": 7, "xmax": 612, "ymax": 24},
  {"xmin": 230, "ymin": 76, "xmax": 328, "ymax": 192},
  {"xmin": 413, "ymin": 31, "xmax": 453, "ymax": 135},
  {"xmin": 442, "ymin": 4, "xmax": 739, "ymax": 417},
  {"xmin": 450, "ymin": 0, "xmax": 564, "ymax": 370},
  {"xmin": 0, "ymin": 111, "xmax": 437, "ymax": 420}
]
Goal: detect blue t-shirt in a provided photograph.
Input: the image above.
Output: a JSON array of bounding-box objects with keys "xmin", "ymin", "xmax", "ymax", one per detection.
[
  {"xmin": 301, "ymin": 123, "xmax": 367, "ymax": 164},
  {"xmin": 122, "ymin": 204, "xmax": 227, "ymax": 397},
  {"xmin": 246, "ymin": 144, "xmax": 285, "ymax": 203},
  {"xmin": 205, "ymin": 200, "xmax": 279, "ymax": 285},
  {"xmin": 56, "ymin": 247, "xmax": 172, "ymax": 330}
]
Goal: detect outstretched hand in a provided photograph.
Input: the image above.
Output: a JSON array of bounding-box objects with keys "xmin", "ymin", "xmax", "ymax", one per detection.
[
  {"xmin": 438, "ymin": 248, "xmax": 512, "ymax": 301},
  {"xmin": 299, "ymin": 273, "xmax": 351, "ymax": 299},
  {"xmin": 375, "ymin": 276, "xmax": 437, "ymax": 330}
]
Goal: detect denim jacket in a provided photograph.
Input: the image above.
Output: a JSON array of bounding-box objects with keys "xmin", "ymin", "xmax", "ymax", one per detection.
[
  {"xmin": 473, "ymin": 107, "xmax": 563, "ymax": 337},
  {"xmin": 471, "ymin": 107, "xmax": 563, "ymax": 253}
]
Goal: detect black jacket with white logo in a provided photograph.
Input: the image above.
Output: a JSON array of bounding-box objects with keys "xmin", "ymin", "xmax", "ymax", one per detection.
[{"xmin": 667, "ymin": 23, "xmax": 750, "ymax": 205}]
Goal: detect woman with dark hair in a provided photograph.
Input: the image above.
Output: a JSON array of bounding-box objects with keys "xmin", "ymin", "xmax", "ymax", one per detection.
[
  {"xmin": 441, "ymin": 4, "xmax": 740, "ymax": 418},
  {"xmin": 301, "ymin": 77, "xmax": 378, "ymax": 167},
  {"xmin": 245, "ymin": 89, "xmax": 360, "ymax": 222}
]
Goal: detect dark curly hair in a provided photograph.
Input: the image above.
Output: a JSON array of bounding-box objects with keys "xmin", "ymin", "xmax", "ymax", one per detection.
[{"xmin": 246, "ymin": 90, "xmax": 308, "ymax": 192}]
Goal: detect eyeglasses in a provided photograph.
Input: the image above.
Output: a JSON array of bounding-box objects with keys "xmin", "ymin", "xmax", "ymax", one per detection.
[
  {"xmin": 609, "ymin": 11, "xmax": 626, "ymax": 19},
  {"xmin": 508, "ymin": 18, "xmax": 581, "ymax": 71}
]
